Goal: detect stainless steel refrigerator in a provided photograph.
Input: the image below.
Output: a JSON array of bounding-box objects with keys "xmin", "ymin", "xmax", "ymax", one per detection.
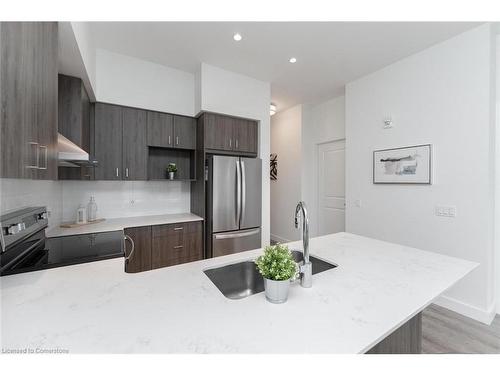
[{"xmin": 207, "ymin": 155, "xmax": 262, "ymax": 258}]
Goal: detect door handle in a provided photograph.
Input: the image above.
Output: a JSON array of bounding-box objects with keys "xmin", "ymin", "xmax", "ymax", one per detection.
[
  {"xmin": 236, "ymin": 160, "xmax": 241, "ymax": 225},
  {"xmin": 116, "ymin": 168, "xmax": 119, "ymax": 177},
  {"xmin": 176, "ymin": 136, "xmax": 179, "ymax": 145},
  {"xmin": 26, "ymin": 142, "xmax": 39, "ymax": 169},
  {"xmin": 173, "ymin": 227, "xmax": 184, "ymax": 231},
  {"xmin": 229, "ymin": 139, "xmax": 232, "ymax": 148},
  {"xmin": 214, "ymin": 228, "xmax": 260, "ymax": 240},
  {"xmin": 168, "ymin": 135, "xmax": 171, "ymax": 145},
  {"xmin": 38, "ymin": 145, "xmax": 48, "ymax": 170},
  {"xmin": 125, "ymin": 168, "xmax": 129, "ymax": 178},
  {"xmin": 124, "ymin": 235, "xmax": 135, "ymax": 262},
  {"xmin": 235, "ymin": 139, "xmax": 239, "ymax": 149},
  {"xmin": 241, "ymin": 160, "xmax": 246, "ymax": 223}
]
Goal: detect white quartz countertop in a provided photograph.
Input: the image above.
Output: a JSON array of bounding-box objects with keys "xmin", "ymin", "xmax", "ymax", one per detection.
[
  {"xmin": 1, "ymin": 232, "xmax": 476, "ymax": 353},
  {"xmin": 46, "ymin": 213, "xmax": 203, "ymax": 237}
]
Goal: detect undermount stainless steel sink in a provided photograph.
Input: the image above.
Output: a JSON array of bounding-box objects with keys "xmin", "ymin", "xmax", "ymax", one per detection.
[{"xmin": 203, "ymin": 250, "xmax": 337, "ymax": 300}]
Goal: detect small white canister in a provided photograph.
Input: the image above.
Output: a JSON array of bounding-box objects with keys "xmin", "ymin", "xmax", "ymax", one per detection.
[{"xmin": 76, "ymin": 204, "xmax": 87, "ymax": 224}]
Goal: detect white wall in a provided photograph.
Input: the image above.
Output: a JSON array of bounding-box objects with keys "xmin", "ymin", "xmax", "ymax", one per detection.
[
  {"xmin": 70, "ymin": 22, "xmax": 96, "ymax": 94},
  {"xmin": 270, "ymin": 105, "xmax": 302, "ymax": 243},
  {"xmin": 301, "ymin": 96, "xmax": 346, "ymax": 237},
  {"xmin": 496, "ymin": 35, "xmax": 500, "ymax": 315},
  {"xmin": 0, "ymin": 179, "xmax": 62, "ymax": 231},
  {"xmin": 96, "ymin": 49, "xmax": 195, "ymax": 116},
  {"xmin": 61, "ymin": 181, "xmax": 190, "ymax": 222},
  {"xmin": 199, "ymin": 63, "xmax": 271, "ymax": 246},
  {"xmin": 346, "ymin": 24, "xmax": 496, "ymax": 323}
]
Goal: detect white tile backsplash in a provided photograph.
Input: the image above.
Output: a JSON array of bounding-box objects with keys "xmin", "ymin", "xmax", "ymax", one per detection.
[
  {"xmin": 1, "ymin": 179, "xmax": 191, "ymax": 229},
  {"xmin": 0, "ymin": 178, "xmax": 63, "ymax": 230},
  {"xmin": 61, "ymin": 181, "xmax": 191, "ymax": 222}
]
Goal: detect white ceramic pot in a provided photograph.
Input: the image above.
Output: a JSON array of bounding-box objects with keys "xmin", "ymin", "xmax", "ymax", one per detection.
[
  {"xmin": 264, "ymin": 278, "xmax": 290, "ymax": 304},
  {"xmin": 168, "ymin": 172, "xmax": 175, "ymax": 180}
]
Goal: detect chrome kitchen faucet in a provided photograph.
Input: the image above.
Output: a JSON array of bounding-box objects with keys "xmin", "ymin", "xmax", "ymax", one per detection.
[{"xmin": 294, "ymin": 201, "xmax": 312, "ymax": 288}]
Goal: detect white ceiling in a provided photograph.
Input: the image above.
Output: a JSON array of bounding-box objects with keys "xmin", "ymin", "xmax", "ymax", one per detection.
[{"xmin": 88, "ymin": 22, "xmax": 480, "ymax": 111}]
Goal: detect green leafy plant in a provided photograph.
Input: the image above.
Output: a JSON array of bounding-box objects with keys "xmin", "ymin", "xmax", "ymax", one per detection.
[
  {"xmin": 255, "ymin": 244, "xmax": 297, "ymax": 281},
  {"xmin": 167, "ymin": 163, "xmax": 177, "ymax": 173}
]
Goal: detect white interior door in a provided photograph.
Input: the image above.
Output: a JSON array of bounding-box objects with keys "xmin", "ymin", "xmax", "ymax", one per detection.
[{"xmin": 318, "ymin": 140, "xmax": 345, "ymax": 235}]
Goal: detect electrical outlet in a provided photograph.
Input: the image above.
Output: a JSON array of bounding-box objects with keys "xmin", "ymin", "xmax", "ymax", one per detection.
[
  {"xmin": 435, "ymin": 205, "xmax": 457, "ymax": 218},
  {"xmin": 355, "ymin": 199, "xmax": 362, "ymax": 208}
]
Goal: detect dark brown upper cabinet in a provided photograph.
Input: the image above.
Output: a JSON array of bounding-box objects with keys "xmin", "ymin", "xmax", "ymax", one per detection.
[
  {"xmin": 1, "ymin": 22, "xmax": 58, "ymax": 180},
  {"xmin": 147, "ymin": 112, "xmax": 196, "ymax": 150},
  {"xmin": 94, "ymin": 103, "xmax": 148, "ymax": 181},
  {"xmin": 234, "ymin": 119, "xmax": 258, "ymax": 154},
  {"xmin": 202, "ymin": 113, "xmax": 258, "ymax": 155},
  {"xmin": 173, "ymin": 116, "xmax": 196, "ymax": 150},
  {"xmin": 147, "ymin": 111, "xmax": 174, "ymax": 148},
  {"xmin": 94, "ymin": 103, "xmax": 123, "ymax": 180},
  {"xmin": 122, "ymin": 107, "xmax": 147, "ymax": 180},
  {"xmin": 58, "ymin": 74, "xmax": 90, "ymax": 152}
]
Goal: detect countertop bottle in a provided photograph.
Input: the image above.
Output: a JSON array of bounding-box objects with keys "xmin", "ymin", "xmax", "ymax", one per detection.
[
  {"xmin": 76, "ymin": 204, "xmax": 87, "ymax": 224},
  {"xmin": 87, "ymin": 196, "xmax": 98, "ymax": 222}
]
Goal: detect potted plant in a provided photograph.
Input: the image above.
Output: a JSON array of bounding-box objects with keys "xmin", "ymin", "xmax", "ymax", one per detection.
[
  {"xmin": 166, "ymin": 163, "xmax": 177, "ymax": 180},
  {"xmin": 255, "ymin": 244, "xmax": 297, "ymax": 304}
]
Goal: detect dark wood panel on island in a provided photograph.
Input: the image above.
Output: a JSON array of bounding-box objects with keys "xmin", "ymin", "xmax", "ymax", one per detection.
[{"xmin": 124, "ymin": 226, "xmax": 152, "ymax": 273}]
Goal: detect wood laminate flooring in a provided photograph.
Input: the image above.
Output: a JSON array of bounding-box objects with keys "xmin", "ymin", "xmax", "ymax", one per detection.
[{"xmin": 422, "ymin": 304, "xmax": 500, "ymax": 354}]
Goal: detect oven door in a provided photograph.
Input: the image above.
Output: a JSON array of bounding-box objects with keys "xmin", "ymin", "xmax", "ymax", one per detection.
[{"xmin": 0, "ymin": 230, "xmax": 47, "ymax": 276}]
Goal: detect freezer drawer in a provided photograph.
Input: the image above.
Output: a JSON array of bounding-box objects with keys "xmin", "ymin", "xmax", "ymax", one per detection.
[{"xmin": 212, "ymin": 228, "xmax": 261, "ymax": 258}]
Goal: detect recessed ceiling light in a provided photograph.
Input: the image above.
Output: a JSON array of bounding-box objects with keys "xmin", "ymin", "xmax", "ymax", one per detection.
[
  {"xmin": 289, "ymin": 57, "xmax": 297, "ymax": 63},
  {"xmin": 233, "ymin": 33, "xmax": 242, "ymax": 41},
  {"xmin": 270, "ymin": 104, "xmax": 277, "ymax": 116}
]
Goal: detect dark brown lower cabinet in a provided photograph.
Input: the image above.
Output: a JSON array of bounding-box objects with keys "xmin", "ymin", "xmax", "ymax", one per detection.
[
  {"xmin": 124, "ymin": 226, "xmax": 152, "ymax": 273},
  {"xmin": 152, "ymin": 221, "xmax": 203, "ymax": 269},
  {"xmin": 124, "ymin": 221, "xmax": 203, "ymax": 273},
  {"xmin": 366, "ymin": 313, "xmax": 422, "ymax": 354}
]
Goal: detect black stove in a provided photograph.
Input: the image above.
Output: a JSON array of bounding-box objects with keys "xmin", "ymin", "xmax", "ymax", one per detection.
[{"xmin": 1, "ymin": 207, "xmax": 124, "ymax": 276}]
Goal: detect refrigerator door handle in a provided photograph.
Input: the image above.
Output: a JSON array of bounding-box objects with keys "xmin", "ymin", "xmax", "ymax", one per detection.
[
  {"xmin": 241, "ymin": 160, "xmax": 246, "ymax": 225},
  {"xmin": 236, "ymin": 159, "xmax": 242, "ymax": 225},
  {"xmin": 214, "ymin": 228, "xmax": 261, "ymax": 240}
]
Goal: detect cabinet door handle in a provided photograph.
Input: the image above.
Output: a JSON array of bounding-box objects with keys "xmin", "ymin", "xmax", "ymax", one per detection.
[
  {"xmin": 173, "ymin": 227, "xmax": 184, "ymax": 231},
  {"xmin": 235, "ymin": 139, "xmax": 239, "ymax": 149},
  {"xmin": 116, "ymin": 168, "xmax": 119, "ymax": 177},
  {"xmin": 26, "ymin": 142, "xmax": 39, "ymax": 169},
  {"xmin": 38, "ymin": 145, "xmax": 48, "ymax": 170},
  {"xmin": 229, "ymin": 139, "xmax": 232, "ymax": 148},
  {"xmin": 124, "ymin": 235, "xmax": 135, "ymax": 262},
  {"xmin": 173, "ymin": 245, "xmax": 184, "ymax": 249},
  {"xmin": 125, "ymin": 168, "xmax": 129, "ymax": 178},
  {"xmin": 168, "ymin": 135, "xmax": 171, "ymax": 145},
  {"xmin": 176, "ymin": 136, "xmax": 179, "ymax": 145}
]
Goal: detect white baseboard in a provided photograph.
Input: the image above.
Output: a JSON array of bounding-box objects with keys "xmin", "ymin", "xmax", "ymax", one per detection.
[
  {"xmin": 434, "ymin": 294, "xmax": 497, "ymax": 325},
  {"xmin": 270, "ymin": 233, "xmax": 291, "ymax": 244}
]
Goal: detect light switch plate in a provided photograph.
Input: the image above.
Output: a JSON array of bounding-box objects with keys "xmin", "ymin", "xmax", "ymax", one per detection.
[{"xmin": 435, "ymin": 205, "xmax": 457, "ymax": 218}]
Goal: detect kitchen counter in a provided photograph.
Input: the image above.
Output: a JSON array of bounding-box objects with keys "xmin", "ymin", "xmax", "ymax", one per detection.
[
  {"xmin": 1, "ymin": 232, "xmax": 476, "ymax": 353},
  {"xmin": 46, "ymin": 213, "xmax": 203, "ymax": 237}
]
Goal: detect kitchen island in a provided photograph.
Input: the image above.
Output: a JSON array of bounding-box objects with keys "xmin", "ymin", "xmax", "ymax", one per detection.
[{"xmin": 1, "ymin": 232, "xmax": 476, "ymax": 353}]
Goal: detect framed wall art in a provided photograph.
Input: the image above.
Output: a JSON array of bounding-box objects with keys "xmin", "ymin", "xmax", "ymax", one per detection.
[
  {"xmin": 270, "ymin": 153, "xmax": 277, "ymax": 180},
  {"xmin": 373, "ymin": 144, "xmax": 432, "ymax": 184}
]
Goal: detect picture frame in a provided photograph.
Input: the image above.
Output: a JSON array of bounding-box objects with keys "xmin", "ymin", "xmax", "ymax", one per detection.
[
  {"xmin": 373, "ymin": 144, "xmax": 432, "ymax": 184},
  {"xmin": 270, "ymin": 153, "xmax": 277, "ymax": 180}
]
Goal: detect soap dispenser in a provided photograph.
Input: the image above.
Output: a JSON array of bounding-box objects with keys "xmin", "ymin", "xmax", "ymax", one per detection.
[{"xmin": 87, "ymin": 196, "xmax": 98, "ymax": 222}]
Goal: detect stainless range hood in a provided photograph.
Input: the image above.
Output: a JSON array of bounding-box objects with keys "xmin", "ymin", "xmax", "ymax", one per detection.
[{"xmin": 57, "ymin": 133, "xmax": 98, "ymax": 168}]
